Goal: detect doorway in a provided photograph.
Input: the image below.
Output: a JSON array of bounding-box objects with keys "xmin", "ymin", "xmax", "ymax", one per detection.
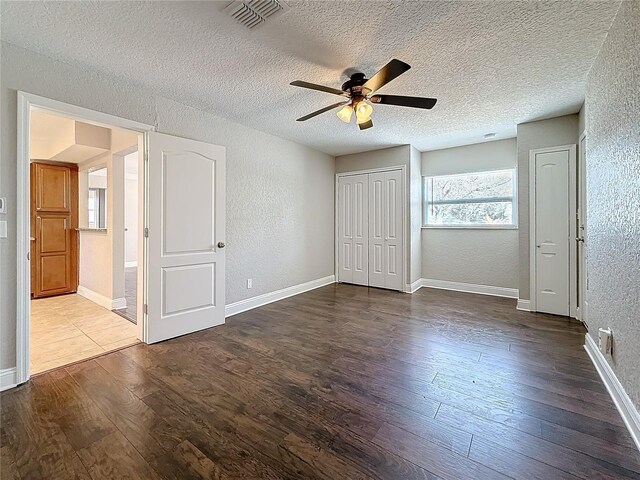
[
  {"xmin": 336, "ymin": 166, "xmax": 405, "ymax": 291},
  {"xmin": 27, "ymin": 108, "xmax": 144, "ymax": 374},
  {"xmin": 16, "ymin": 92, "xmax": 227, "ymax": 386},
  {"xmin": 529, "ymin": 144, "xmax": 577, "ymax": 316}
]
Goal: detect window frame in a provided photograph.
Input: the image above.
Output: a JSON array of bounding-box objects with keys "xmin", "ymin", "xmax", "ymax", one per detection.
[{"xmin": 422, "ymin": 168, "xmax": 518, "ymax": 229}]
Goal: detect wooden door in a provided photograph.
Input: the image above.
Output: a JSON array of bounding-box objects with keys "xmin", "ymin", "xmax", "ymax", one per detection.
[
  {"xmin": 31, "ymin": 162, "xmax": 78, "ymax": 298},
  {"xmin": 146, "ymin": 132, "xmax": 226, "ymax": 343}
]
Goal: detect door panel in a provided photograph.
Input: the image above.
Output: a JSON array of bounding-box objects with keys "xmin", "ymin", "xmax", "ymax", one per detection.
[
  {"xmin": 36, "ymin": 164, "xmax": 71, "ymax": 213},
  {"xmin": 337, "ymin": 174, "xmax": 368, "ymax": 286},
  {"xmin": 369, "ymin": 170, "xmax": 403, "ymax": 291},
  {"xmin": 31, "ymin": 162, "xmax": 78, "ymax": 298},
  {"xmin": 40, "ymin": 255, "xmax": 69, "ymax": 293},
  {"xmin": 147, "ymin": 132, "xmax": 226, "ymax": 343},
  {"xmin": 535, "ymin": 150, "xmax": 570, "ymax": 316},
  {"xmin": 39, "ymin": 217, "xmax": 68, "ymax": 253}
]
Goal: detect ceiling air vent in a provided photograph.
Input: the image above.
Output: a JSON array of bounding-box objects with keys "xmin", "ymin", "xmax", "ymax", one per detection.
[{"xmin": 224, "ymin": 0, "xmax": 290, "ymax": 29}]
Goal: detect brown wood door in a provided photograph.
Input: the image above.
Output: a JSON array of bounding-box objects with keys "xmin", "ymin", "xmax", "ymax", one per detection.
[{"xmin": 31, "ymin": 162, "xmax": 79, "ymax": 298}]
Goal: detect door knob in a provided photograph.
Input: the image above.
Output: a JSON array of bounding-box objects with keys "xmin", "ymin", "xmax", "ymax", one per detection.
[{"xmin": 217, "ymin": 242, "xmax": 226, "ymax": 249}]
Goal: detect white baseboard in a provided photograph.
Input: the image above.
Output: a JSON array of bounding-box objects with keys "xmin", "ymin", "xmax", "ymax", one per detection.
[
  {"xmin": 0, "ymin": 368, "xmax": 17, "ymax": 392},
  {"xmin": 77, "ymin": 285, "xmax": 126, "ymax": 311},
  {"xmin": 584, "ymin": 333, "xmax": 640, "ymax": 451},
  {"xmin": 125, "ymin": 261, "xmax": 138, "ymax": 268},
  {"xmin": 416, "ymin": 278, "xmax": 519, "ymax": 299},
  {"xmin": 225, "ymin": 275, "xmax": 335, "ymax": 318},
  {"xmin": 112, "ymin": 297, "xmax": 127, "ymax": 310},
  {"xmin": 517, "ymin": 299, "xmax": 531, "ymax": 311},
  {"xmin": 408, "ymin": 278, "xmax": 423, "ymax": 293}
]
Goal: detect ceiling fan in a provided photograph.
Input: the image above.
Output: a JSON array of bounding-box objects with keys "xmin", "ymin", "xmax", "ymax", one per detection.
[{"xmin": 290, "ymin": 59, "xmax": 437, "ymax": 130}]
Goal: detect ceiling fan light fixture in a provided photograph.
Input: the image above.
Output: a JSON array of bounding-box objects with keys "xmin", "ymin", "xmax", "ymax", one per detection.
[
  {"xmin": 356, "ymin": 113, "xmax": 372, "ymax": 125},
  {"xmin": 336, "ymin": 104, "xmax": 353, "ymax": 123},
  {"xmin": 355, "ymin": 100, "xmax": 373, "ymax": 122}
]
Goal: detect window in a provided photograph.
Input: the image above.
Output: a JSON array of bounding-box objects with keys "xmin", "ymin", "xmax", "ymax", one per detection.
[
  {"xmin": 423, "ymin": 169, "xmax": 517, "ymax": 228},
  {"xmin": 88, "ymin": 187, "xmax": 107, "ymax": 229}
]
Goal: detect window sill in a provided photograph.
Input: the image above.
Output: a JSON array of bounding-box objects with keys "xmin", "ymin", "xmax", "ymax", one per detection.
[{"xmin": 422, "ymin": 225, "xmax": 518, "ymax": 230}]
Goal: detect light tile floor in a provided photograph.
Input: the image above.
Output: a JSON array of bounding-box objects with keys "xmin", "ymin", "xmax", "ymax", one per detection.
[{"xmin": 30, "ymin": 294, "xmax": 139, "ymax": 374}]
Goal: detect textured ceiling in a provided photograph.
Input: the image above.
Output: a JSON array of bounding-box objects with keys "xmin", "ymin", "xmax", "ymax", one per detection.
[{"xmin": 1, "ymin": 1, "xmax": 620, "ymax": 155}]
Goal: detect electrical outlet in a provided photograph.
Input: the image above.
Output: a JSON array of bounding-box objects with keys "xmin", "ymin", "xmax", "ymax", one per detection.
[
  {"xmin": 598, "ymin": 327, "xmax": 612, "ymax": 355},
  {"xmin": 0, "ymin": 197, "xmax": 6, "ymax": 214},
  {"xmin": 247, "ymin": 278, "xmax": 252, "ymax": 289}
]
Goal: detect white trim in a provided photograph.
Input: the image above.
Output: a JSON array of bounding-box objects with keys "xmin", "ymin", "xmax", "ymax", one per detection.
[
  {"xmin": 415, "ymin": 278, "xmax": 518, "ymax": 299},
  {"xmin": 408, "ymin": 278, "xmax": 423, "ymax": 293},
  {"xmin": 336, "ymin": 165, "xmax": 408, "ymax": 176},
  {"xmin": 422, "ymin": 225, "xmax": 518, "ymax": 230},
  {"xmin": 335, "ymin": 165, "xmax": 408, "ymax": 293},
  {"xmin": 528, "ymin": 144, "xmax": 577, "ymax": 314},
  {"xmin": 125, "ymin": 261, "xmax": 138, "ymax": 268},
  {"xmin": 16, "ymin": 92, "xmax": 155, "ymax": 386},
  {"xmin": 0, "ymin": 368, "xmax": 18, "ymax": 392},
  {"xmin": 516, "ymin": 299, "xmax": 531, "ymax": 311},
  {"xmin": 584, "ymin": 334, "xmax": 640, "ymax": 452},
  {"xmin": 225, "ymin": 275, "xmax": 335, "ymax": 318},
  {"xmin": 112, "ymin": 297, "xmax": 127, "ymax": 310},
  {"xmin": 77, "ymin": 285, "xmax": 126, "ymax": 310}
]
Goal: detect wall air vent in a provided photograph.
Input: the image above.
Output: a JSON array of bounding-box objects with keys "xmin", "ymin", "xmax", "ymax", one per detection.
[{"xmin": 224, "ymin": 0, "xmax": 290, "ymax": 29}]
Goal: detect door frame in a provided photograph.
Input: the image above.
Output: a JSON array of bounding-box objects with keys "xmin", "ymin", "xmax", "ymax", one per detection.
[
  {"xmin": 16, "ymin": 91, "xmax": 155, "ymax": 385},
  {"xmin": 528, "ymin": 144, "xmax": 577, "ymax": 315},
  {"xmin": 334, "ymin": 165, "xmax": 407, "ymax": 292}
]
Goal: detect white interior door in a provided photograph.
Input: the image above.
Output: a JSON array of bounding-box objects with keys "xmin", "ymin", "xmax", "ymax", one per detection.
[
  {"xmin": 534, "ymin": 149, "xmax": 570, "ymax": 316},
  {"xmin": 337, "ymin": 174, "xmax": 368, "ymax": 285},
  {"xmin": 369, "ymin": 170, "xmax": 403, "ymax": 291},
  {"xmin": 577, "ymin": 135, "xmax": 588, "ymax": 324},
  {"xmin": 146, "ymin": 132, "xmax": 226, "ymax": 343}
]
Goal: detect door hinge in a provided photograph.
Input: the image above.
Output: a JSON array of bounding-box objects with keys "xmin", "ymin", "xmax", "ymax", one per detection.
[
  {"xmin": 144, "ymin": 227, "xmax": 149, "ymax": 238},
  {"xmin": 143, "ymin": 304, "xmax": 148, "ymax": 315}
]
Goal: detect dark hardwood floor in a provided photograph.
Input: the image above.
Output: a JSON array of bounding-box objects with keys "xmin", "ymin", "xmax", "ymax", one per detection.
[{"xmin": 2, "ymin": 284, "xmax": 640, "ymax": 479}]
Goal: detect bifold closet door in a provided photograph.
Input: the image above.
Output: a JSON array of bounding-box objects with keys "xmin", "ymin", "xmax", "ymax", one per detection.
[
  {"xmin": 369, "ymin": 170, "xmax": 403, "ymax": 291},
  {"xmin": 337, "ymin": 174, "xmax": 369, "ymax": 285}
]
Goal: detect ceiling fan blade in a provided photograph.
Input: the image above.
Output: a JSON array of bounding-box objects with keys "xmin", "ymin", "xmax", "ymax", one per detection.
[
  {"xmin": 370, "ymin": 95, "xmax": 437, "ymax": 109},
  {"xmin": 358, "ymin": 118, "xmax": 373, "ymax": 130},
  {"xmin": 290, "ymin": 80, "xmax": 348, "ymax": 97},
  {"xmin": 363, "ymin": 59, "xmax": 411, "ymax": 93},
  {"xmin": 296, "ymin": 102, "xmax": 348, "ymax": 122}
]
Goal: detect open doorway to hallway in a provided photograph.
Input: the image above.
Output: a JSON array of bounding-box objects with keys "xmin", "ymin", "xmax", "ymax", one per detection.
[{"xmin": 29, "ymin": 109, "xmax": 143, "ymax": 374}]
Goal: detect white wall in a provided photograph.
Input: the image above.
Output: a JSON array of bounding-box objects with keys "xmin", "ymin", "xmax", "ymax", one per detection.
[
  {"xmin": 584, "ymin": 1, "xmax": 640, "ymax": 410},
  {"xmin": 0, "ymin": 42, "xmax": 335, "ymax": 370},
  {"xmin": 78, "ymin": 154, "xmax": 112, "ymax": 299},
  {"xmin": 421, "ymin": 139, "xmax": 519, "ymax": 289},
  {"xmin": 335, "ymin": 145, "xmax": 420, "ymax": 287},
  {"xmin": 516, "ymin": 114, "xmax": 579, "ymax": 300},
  {"xmin": 409, "ymin": 146, "xmax": 422, "ymax": 284}
]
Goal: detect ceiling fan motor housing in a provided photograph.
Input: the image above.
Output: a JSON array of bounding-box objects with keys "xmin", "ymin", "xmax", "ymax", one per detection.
[{"xmin": 341, "ymin": 72, "xmax": 371, "ymax": 96}]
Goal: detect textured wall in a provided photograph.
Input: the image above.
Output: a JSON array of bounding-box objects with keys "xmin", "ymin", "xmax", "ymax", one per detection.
[
  {"xmin": 585, "ymin": 1, "xmax": 640, "ymax": 410},
  {"xmin": 335, "ymin": 145, "xmax": 418, "ymax": 287},
  {"xmin": 516, "ymin": 115, "xmax": 579, "ymax": 300},
  {"xmin": 0, "ymin": 43, "xmax": 335, "ymax": 370},
  {"xmin": 422, "ymin": 229, "xmax": 519, "ymax": 288},
  {"xmin": 409, "ymin": 146, "xmax": 422, "ymax": 284},
  {"xmin": 422, "ymin": 139, "xmax": 519, "ymax": 289}
]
